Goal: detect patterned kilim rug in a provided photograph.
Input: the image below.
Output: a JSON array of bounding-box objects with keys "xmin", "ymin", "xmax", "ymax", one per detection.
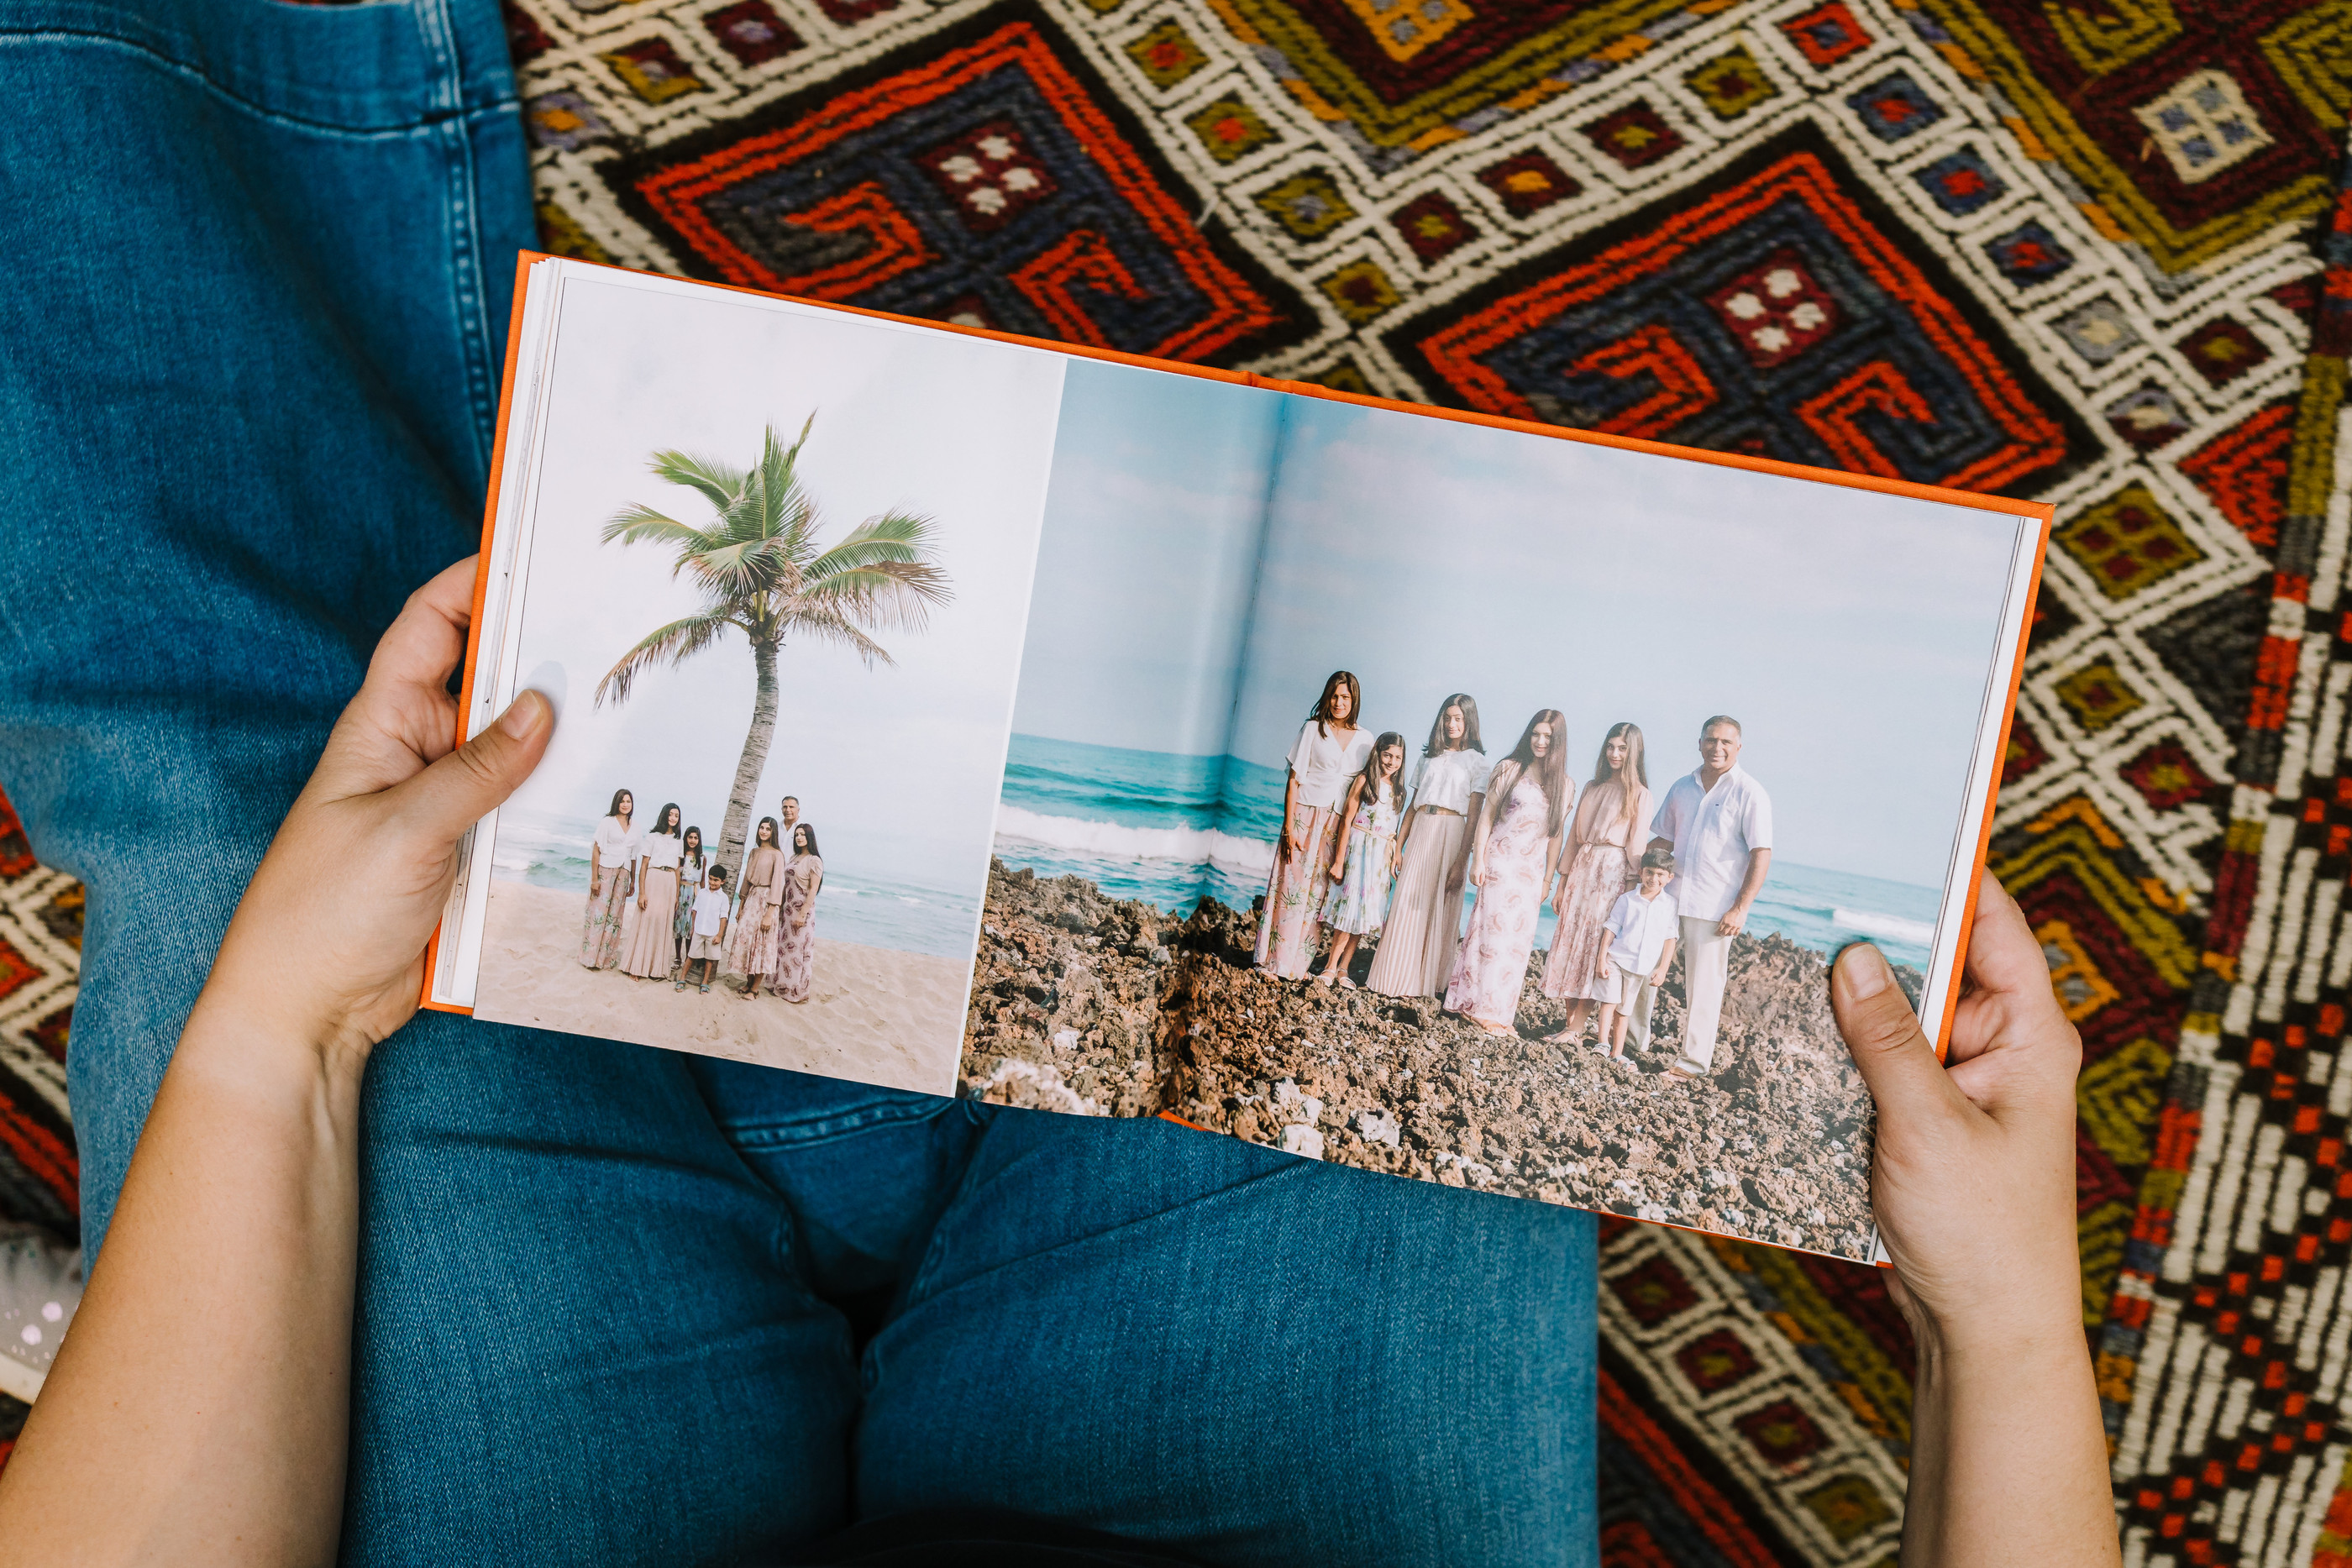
[{"xmin": 3, "ymin": 0, "xmax": 2351, "ymax": 1559}]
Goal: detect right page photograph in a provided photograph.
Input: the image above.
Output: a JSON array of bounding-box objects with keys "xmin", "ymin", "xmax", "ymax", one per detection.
[{"xmin": 969, "ymin": 370, "xmax": 2037, "ymax": 1263}]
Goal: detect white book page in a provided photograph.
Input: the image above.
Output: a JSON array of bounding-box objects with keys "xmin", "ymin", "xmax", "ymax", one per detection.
[{"xmin": 438, "ymin": 260, "xmax": 1065, "ymax": 1097}]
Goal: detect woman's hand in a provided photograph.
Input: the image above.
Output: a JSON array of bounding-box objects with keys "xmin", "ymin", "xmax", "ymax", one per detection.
[
  {"xmin": 1830, "ymin": 874, "xmax": 2118, "ymax": 1566},
  {"xmin": 0, "ymin": 558, "xmax": 554, "ymax": 1568},
  {"xmin": 204, "ymin": 557, "xmax": 554, "ymax": 1064},
  {"xmin": 1329, "ymin": 857, "xmax": 1347, "ymax": 883}
]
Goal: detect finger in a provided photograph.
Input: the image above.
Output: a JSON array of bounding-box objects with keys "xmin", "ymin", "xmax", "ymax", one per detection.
[
  {"xmin": 363, "ymin": 557, "xmax": 480, "ymax": 704},
  {"xmin": 1959, "ymin": 875, "xmax": 2066, "ymax": 1027},
  {"xmin": 387, "ymin": 690, "xmax": 554, "ymax": 846},
  {"xmin": 1832, "ymin": 942, "xmax": 1971, "ymax": 1129},
  {"xmin": 313, "ymin": 559, "xmax": 484, "ymax": 797}
]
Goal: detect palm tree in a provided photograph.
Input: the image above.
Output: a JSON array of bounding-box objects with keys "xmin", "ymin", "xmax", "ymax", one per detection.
[{"xmin": 595, "ymin": 416, "xmax": 951, "ymax": 870}]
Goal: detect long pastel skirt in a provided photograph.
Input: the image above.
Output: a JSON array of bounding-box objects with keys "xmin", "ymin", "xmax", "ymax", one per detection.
[
  {"xmin": 578, "ymin": 864, "xmax": 632, "ymax": 970},
  {"xmin": 774, "ymin": 877, "xmax": 817, "ymax": 1002},
  {"xmin": 1364, "ymin": 811, "xmax": 1468, "ymax": 997},
  {"xmin": 727, "ymin": 893, "xmax": 779, "ymax": 977},
  {"xmin": 1444, "ymin": 795, "xmax": 1550, "ymax": 1029},
  {"xmin": 617, "ymin": 865, "xmax": 679, "ymax": 978},
  {"xmin": 1321, "ymin": 829, "xmax": 1396, "ymax": 936},
  {"xmin": 1541, "ymin": 841, "xmax": 1630, "ymax": 1001},
  {"xmin": 1254, "ymin": 804, "xmax": 1342, "ymax": 978}
]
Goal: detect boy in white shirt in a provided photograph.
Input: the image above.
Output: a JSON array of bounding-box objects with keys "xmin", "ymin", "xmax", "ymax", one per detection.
[
  {"xmin": 680, "ymin": 864, "xmax": 732, "ymax": 994},
  {"xmin": 1597, "ymin": 849, "xmax": 1679, "ymax": 1062}
]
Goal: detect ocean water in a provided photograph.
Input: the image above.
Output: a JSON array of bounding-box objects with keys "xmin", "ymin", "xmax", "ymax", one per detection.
[
  {"xmin": 994, "ymin": 734, "xmax": 1944, "ymax": 968},
  {"xmin": 490, "ymin": 807, "xmax": 981, "ymax": 959}
]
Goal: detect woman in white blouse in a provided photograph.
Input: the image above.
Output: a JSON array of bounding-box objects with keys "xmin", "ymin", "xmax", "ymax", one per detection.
[
  {"xmin": 1254, "ymin": 671, "xmax": 1373, "ymax": 978},
  {"xmin": 578, "ymin": 788, "xmax": 636, "ymax": 970},
  {"xmin": 1366, "ymin": 695, "xmax": 1489, "ymax": 998},
  {"xmin": 617, "ymin": 801, "xmax": 685, "ymax": 979}
]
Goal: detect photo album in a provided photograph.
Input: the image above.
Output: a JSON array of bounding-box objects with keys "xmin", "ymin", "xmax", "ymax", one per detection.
[{"xmin": 426, "ymin": 253, "xmax": 2049, "ymax": 1265}]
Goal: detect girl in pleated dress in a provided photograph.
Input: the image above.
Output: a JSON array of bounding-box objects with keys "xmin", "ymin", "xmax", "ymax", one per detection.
[
  {"xmin": 1317, "ymin": 732, "xmax": 1405, "ymax": 989},
  {"xmin": 617, "ymin": 803, "xmax": 685, "ymax": 979},
  {"xmin": 1366, "ymin": 695, "xmax": 1488, "ymax": 998}
]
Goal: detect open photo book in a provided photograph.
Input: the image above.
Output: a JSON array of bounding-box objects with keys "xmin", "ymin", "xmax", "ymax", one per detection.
[{"xmin": 427, "ymin": 253, "xmax": 2050, "ymax": 1265}]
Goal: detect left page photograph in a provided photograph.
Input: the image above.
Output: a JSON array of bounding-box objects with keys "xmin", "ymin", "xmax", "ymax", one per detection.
[{"xmin": 433, "ymin": 261, "xmax": 1073, "ymax": 1093}]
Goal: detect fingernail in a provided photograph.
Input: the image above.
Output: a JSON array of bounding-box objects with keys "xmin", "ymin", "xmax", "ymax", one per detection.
[
  {"xmin": 1837, "ymin": 942, "xmax": 1889, "ymax": 999},
  {"xmin": 500, "ymin": 690, "xmax": 549, "ymax": 739}
]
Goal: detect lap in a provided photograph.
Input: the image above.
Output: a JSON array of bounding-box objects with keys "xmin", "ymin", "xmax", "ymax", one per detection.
[
  {"xmin": 0, "ymin": 7, "xmax": 1598, "ymax": 1562},
  {"xmin": 860, "ymin": 1109, "xmax": 1599, "ymax": 1567}
]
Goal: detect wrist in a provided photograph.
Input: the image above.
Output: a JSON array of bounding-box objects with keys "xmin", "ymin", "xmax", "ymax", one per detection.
[
  {"xmin": 1903, "ymin": 1288, "xmax": 2087, "ymax": 1371},
  {"xmin": 176, "ymin": 978, "xmax": 375, "ymax": 1109}
]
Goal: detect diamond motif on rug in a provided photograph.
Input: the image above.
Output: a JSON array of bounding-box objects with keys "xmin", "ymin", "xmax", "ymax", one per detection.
[
  {"xmin": 603, "ymin": 15, "xmax": 1310, "ymax": 362},
  {"xmin": 1390, "ymin": 127, "xmax": 2098, "ymax": 491}
]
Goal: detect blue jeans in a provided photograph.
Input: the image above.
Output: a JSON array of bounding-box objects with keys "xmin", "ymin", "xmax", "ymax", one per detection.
[{"xmin": 0, "ymin": 2, "xmax": 1597, "ymax": 1561}]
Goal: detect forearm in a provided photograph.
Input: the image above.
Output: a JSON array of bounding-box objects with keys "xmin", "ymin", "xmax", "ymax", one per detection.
[
  {"xmin": 0, "ymin": 989, "xmax": 367, "ymax": 1565},
  {"xmin": 1733, "ymin": 847, "xmax": 1771, "ymax": 910},
  {"xmin": 1903, "ymin": 1324, "xmax": 2116, "ymax": 1567}
]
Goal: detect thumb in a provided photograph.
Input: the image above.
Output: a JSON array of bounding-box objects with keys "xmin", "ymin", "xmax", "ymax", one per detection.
[
  {"xmin": 393, "ymin": 690, "xmax": 554, "ymax": 843},
  {"xmin": 1832, "ymin": 942, "xmax": 1970, "ymax": 1130}
]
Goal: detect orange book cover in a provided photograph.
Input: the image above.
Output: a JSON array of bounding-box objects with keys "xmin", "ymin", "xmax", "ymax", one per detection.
[{"xmin": 423, "ymin": 251, "xmax": 2052, "ymax": 1264}]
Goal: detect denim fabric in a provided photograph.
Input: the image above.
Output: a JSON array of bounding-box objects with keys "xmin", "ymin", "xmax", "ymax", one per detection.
[{"xmin": 0, "ymin": 3, "xmax": 1599, "ymax": 1563}]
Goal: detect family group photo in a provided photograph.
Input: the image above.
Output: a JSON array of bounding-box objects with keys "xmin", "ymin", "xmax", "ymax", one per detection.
[
  {"xmin": 1252, "ymin": 680, "xmax": 1768, "ymax": 1084},
  {"xmin": 963, "ymin": 360, "xmax": 2034, "ymax": 1258},
  {"xmin": 464, "ymin": 278, "xmax": 1065, "ymax": 1093}
]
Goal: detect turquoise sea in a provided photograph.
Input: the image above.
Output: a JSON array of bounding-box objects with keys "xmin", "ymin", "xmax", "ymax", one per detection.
[
  {"xmin": 491, "ymin": 806, "xmax": 982, "ymax": 959},
  {"xmin": 993, "ymin": 734, "xmax": 1944, "ymax": 968}
]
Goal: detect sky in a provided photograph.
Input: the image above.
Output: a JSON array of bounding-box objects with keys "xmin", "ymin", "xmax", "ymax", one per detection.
[
  {"xmin": 488, "ymin": 272, "xmax": 1065, "ymax": 891},
  {"xmin": 1009, "ymin": 359, "xmax": 1281, "ymax": 754},
  {"xmin": 1011, "ymin": 367, "xmax": 2032, "ymax": 890}
]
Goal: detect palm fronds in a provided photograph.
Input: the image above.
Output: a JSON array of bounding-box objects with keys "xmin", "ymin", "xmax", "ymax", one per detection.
[
  {"xmin": 598, "ymin": 416, "xmax": 952, "ymax": 695},
  {"xmin": 593, "ymin": 611, "xmax": 738, "ymax": 706}
]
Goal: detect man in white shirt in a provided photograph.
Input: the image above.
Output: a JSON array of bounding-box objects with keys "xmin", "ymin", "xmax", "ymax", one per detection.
[
  {"xmin": 780, "ymin": 794, "xmax": 806, "ymax": 858},
  {"xmin": 1645, "ymin": 716, "xmax": 1773, "ymax": 1080}
]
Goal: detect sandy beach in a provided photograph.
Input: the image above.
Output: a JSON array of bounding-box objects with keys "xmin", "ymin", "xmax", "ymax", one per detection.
[{"xmin": 475, "ymin": 880, "xmax": 971, "ymax": 1093}]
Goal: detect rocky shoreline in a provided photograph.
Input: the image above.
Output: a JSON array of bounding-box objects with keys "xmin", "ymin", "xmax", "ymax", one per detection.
[{"xmin": 958, "ymin": 860, "xmax": 1912, "ymax": 1261}]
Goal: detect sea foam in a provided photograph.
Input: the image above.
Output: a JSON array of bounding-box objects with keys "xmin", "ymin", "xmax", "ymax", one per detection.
[
  {"xmin": 995, "ymin": 804, "xmax": 1273, "ymax": 876},
  {"xmin": 1831, "ymin": 907, "xmax": 1937, "ymax": 947}
]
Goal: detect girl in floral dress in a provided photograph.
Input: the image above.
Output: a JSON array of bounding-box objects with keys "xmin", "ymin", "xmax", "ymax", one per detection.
[
  {"xmin": 774, "ymin": 824, "xmax": 824, "ymax": 1004},
  {"xmin": 1541, "ymin": 723, "xmax": 1653, "ymax": 1041},
  {"xmin": 671, "ymin": 825, "xmax": 706, "ymax": 978},
  {"xmin": 1317, "ymin": 732, "xmax": 1405, "ymax": 989},
  {"xmin": 578, "ymin": 788, "xmax": 635, "ymax": 970},
  {"xmin": 1445, "ymin": 711, "xmax": 1572, "ymax": 1034}
]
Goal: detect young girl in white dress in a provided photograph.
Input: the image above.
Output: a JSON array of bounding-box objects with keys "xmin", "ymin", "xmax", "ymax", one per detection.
[{"xmin": 1317, "ymin": 732, "xmax": 1405, "ymax": 989}]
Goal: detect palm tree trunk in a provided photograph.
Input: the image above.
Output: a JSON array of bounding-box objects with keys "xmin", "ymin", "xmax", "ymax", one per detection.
[{"xmin": 718, "ymin": 635, "xmax": 780, "ymax": 873}]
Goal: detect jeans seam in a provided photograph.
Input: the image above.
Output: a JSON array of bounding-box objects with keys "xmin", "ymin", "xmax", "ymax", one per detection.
[
  {"xmin": 722, "ymin": 1097, "xmax": 949, "ymax": 1151},
  {"xmin": 0, "ymin": 25, "xmax": 520, "ymax": 139},
  {"xmin": 411, "ymin": 0, "xmax": 501, "ymax": 472}
]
